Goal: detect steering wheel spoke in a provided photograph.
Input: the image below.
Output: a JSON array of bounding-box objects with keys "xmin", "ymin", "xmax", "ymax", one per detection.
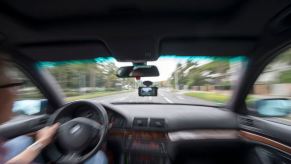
[{"xmin": 59, "ymin": 152, "xmax": 82, "ymax": 163}]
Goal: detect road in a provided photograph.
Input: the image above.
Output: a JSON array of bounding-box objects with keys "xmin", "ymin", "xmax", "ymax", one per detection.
[{"xmin": 90, "ymin": 89, "xmax": 216, "ymax": 106}]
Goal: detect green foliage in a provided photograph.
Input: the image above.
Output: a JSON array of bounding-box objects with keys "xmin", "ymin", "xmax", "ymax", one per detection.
[
  {"xmin": 42, "ymin": 60, "xmax": 136, "ymax": 96},
  {"xmin": 168, "ymin": 60, "xmax": 230, "ymax": 88},
  {"xmin": 186, "ymin": 71, "xmax": 207, "ymax": 86},
  {"xmin": 199, "ymin": 61, "xmax": 229, "ymax": 74},
  {"xmin": 185, "ymin": 92, "xmax": 255, "ymax": 104},
  {"xmin": 17, "ymin": 92, "xmax": 43, "ymax": 100},
  {"xmin": 184, "ymin": 92, "xmax": 230, "ymax": 103},
  {"xmin": 65, "ymin": 90, "xmax": 132, "ymax": 102},
  {"xmin": 214, "ymin": 81, "xmax": 231, "ymax": 90},
  {"xmin": 279, "ymin": 70, "xmax": 291, "ymax": 83},
  {"xmin": 274, "ymin": 49, "xmax": 291, "ymax": 65}
]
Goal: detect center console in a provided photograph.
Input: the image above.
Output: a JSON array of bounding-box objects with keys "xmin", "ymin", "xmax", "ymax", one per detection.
[
  {"xmin": 124, "ymin": 131, "xmax": 170, "ymax": 164},
  {"xmin": 108, "ymin": 117, "xmax": 171, "ymax": 164}
]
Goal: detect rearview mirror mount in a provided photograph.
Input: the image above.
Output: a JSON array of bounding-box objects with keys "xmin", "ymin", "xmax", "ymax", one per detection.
[{"xmin": 116, "ymin": 65, "xmax": 159, "ymax": 78}]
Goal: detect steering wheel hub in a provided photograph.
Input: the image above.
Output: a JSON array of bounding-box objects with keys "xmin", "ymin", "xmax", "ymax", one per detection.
[{"xmin": 57, "ymin": 118, "xmax": 99, "ymax": 152}]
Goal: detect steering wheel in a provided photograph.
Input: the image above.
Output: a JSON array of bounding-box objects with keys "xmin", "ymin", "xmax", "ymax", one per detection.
[{"xmin": 46, "ymin": 101, "xmax": 109, "ymax": 163}]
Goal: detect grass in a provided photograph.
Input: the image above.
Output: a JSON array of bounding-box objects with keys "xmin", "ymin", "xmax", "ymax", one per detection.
[
  {"xmin": 184, "ymin": 91, "xmax": 256, "ymax": 104},
  {"xmin": 184, "ymin": 92, "xmax": 230, "ymax": 103},
  {"xmin": 65, "ymin": 90, "xmax": 132, "ymax": 102}
]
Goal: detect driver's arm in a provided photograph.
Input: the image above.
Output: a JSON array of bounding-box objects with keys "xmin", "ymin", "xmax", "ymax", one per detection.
[{"xmin": 6, "ymin": 123, "xmax": 59, "ymax": 164}]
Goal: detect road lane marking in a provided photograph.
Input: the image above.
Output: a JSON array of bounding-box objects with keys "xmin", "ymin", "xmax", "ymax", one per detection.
[
  {"xmin": 177, "ymin": 96, "xmax": 184, "ymax": 100},
  {"xmin": 163, "ymin": 96, "xmax": 173, "ymax": 103},
  {"xmin": 118, "ymin": 96, "xmax": 128, "ymax": 101}
]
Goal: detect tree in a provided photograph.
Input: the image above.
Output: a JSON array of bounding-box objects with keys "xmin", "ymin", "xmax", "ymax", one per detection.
[
  {"xmin": 199, "ymin": 61, "xmax": 229, "ymax": 74},
  {"xmin": 102, "ymin": 62, "xmax": 119, "ymax": 89},
  {"xmin": 168, "ymin": 59, "xmax": 231, "ymax": 89},
  {"xmin": 274, "ymin": 49, "xmax": 291, "ymax": 65},
  {"xmin": 279, "ymin": 70, "xmax": 291, "ymax": 83},
  {"xmin": 186, "ymin": 69, "xmax": 207, "ymax": 86}
]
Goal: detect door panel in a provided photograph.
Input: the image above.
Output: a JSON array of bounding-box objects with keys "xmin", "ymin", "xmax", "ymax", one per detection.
[
  {"xmin": 239, "ymin": 115, "xmax": 291, "ymax": 164},
  {"xmin": 0, "ymin": 115, "xmax": 49, "ymax": 139}
]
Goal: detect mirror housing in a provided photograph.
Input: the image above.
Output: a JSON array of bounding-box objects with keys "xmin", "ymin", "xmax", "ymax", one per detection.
[
  {"xmin": 143, "ymin": 81, "xmax": 153, "ymax": 86},
  {"xmin": 250, "ymin": 98, "xmax": 291, "ymax": 117},
  {"xmin": 138, "ymin": 87, "xmax": 158, "ymax": 96},
  {"xmin": 12, "ymin": 99, "xmax": 48, "ymax": 115},
  {"xmin": 116, "ymin": 65, "xmax": 159, "ymax": 78}
]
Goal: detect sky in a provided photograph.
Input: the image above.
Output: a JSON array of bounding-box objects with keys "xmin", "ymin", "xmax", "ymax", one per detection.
[
  {"xmin": 114, "ymin": 56, "xmax": 211, "ymax": 82},
  {"xmin": 39, "ymin": 56, "xmax": 218, "ymax": 82}
]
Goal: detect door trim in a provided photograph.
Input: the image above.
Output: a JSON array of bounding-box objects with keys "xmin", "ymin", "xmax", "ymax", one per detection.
[{"xmin": 240, "ymin": 130, "xmax": 291, "ymax": 154}]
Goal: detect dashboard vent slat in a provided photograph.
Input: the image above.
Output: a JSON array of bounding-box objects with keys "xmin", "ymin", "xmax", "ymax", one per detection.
[
  {"xmin": 239, "ymin": 117, "xmax": 254, "ymax": 127},
  {"xmin": 133, "ymin": 118, "xmax": 148, "ymax": 128},
  {"xmin": 150, "ymin": 118, "xmax": 165, "ymax": 128}
]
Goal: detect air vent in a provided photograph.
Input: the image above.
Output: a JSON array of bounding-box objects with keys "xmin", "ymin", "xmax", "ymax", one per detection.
[
  {"xmin": 150, "ymin": 118, "xmax": 165, "ymax": 128},
  {"xmin": 38, "ymin": 117, "xmax": 48, "ymax": 125},
  {"xmin": 133, "ymin": 118, "xmax": 148, "ymax": 128},
  {"xmin": 239, "ymin": 117, "xmax": 254, "ymax": 127}
]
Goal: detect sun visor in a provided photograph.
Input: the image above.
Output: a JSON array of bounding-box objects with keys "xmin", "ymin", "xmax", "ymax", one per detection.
[
  {"xmin": 0, "ymin": 33, "xmax": 6, "ymax": 45},
  {"xmin": 159, "ymin": 37, "xmax": 257, "ymax": 56},
  {"xmin": 17, "ymin": 41, "xmax": 112, "ymax": 61},
  {"xmin": 108, "ymin": 37, "xmax": 159, "ymax": 62}
]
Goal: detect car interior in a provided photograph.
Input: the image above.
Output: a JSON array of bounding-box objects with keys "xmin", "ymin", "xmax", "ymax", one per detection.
[{"xmin": 0, "ymin": 0, "xmax": 291, "ymax": 164}]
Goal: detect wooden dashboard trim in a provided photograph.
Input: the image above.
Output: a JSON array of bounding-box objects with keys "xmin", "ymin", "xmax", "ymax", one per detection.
[
  {"xmin": 109, "ymin": 129, "xmax": 239, "ymax": 141},
  {"xmin": 109, "ymin": 129, "xmax": 291, "ymax": 154},
  {"xmin": 109, "ymin": 130, "xmax": 168, "ymax": 140},
  {"xmin": 239, "ymin": 130, "xmax": 291, "ymax": 154},
  {"xmin": 168, "ymin": 130, "xmax": 239, "ymax": 141}
]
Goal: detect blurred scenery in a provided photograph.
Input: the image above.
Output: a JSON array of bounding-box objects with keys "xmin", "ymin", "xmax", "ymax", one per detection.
[{"xmin": 37, "ymin": 56, "xmax": 246, "ymax": 103}]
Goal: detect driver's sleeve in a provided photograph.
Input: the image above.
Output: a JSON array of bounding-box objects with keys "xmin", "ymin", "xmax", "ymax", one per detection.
[
  {"xmin": 3, "ymin": 136, "xmax": 108, "ymax": 164},
  {"xmin": 3, "ymin": 136, "xmax": 33, "ymax": 161},
  {"xmin": 3, "ymin": 136, "xmax": 44, "ymax": 163}
]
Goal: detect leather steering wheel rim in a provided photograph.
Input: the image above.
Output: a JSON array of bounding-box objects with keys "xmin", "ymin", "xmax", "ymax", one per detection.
[{"xmin": 45, "ymin": 101, "xmax": 109, "ymax": 163}]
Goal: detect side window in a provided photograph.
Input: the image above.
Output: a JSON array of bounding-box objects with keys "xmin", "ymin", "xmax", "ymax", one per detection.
[
  {"xmin": 247, "ymin": 48, "xmax": 291, "ymax": 122},
  {"xmin": 7, "ymin": 63, "xmax": 47, "ymax": 116}
]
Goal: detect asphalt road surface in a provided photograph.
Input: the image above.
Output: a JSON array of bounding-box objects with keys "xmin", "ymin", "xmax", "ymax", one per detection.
[{"xmin": 90, "ymin": 89, "xmax": 217, "ymax": 106}]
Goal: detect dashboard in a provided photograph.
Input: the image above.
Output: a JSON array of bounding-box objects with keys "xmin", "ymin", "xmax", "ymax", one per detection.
[
  {"xmin": 103, "ymin": 103, "xmax": 237, "ymax": 131},
  {"xmin": 55, "ymin": 103, "xmax": 237, "ymax": 132}
]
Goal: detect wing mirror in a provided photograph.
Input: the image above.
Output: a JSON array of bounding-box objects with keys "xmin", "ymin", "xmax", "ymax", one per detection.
[
  {"xmin": 12, "ymin": 99, "xmax": 48, "ymax": 115},
  {"xmin": 116, "ymin": 65, "xmax": 159, "ymax": 78},
  {"xmin": 249, "ymin": 98, "xmax": 291, "ymax": 117}
]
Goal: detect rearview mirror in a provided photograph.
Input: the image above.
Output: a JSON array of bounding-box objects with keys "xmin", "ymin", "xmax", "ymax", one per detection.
[
  {"xmin": 12, "ymin": 99, "xmax": 48, "ymax": 115},
  {"xmin": 116, "ymin": 65, "xmax": 159, "ymax": 78},
  {"xmin": 250, "ymin": 99, "xmax": 291, "ymax": 117},
  {"xmin": 138, "ymin": 87, "xmax": 158, "ymax": 96}
]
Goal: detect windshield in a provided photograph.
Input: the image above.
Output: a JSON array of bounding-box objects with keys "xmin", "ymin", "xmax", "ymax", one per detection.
[{"xmin": 39, "ymin": 56, "xmax": 247, "ymax": 105}]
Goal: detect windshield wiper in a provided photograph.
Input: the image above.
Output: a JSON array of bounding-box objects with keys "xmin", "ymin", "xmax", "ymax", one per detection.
[{"xmin": 110, "ymin": 102, "xmax": 224, "ymax": 108}]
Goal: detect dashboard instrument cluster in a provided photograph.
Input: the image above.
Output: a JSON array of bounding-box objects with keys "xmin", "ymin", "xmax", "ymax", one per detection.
[{"xmin": 58, "ymin": 105, "xmax": 126, "ymax": 128}]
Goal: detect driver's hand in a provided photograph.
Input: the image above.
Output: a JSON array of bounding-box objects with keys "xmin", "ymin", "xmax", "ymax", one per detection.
[{"xmin": 36, "ymin": 123, "xmax": 60, "ymax": 146}]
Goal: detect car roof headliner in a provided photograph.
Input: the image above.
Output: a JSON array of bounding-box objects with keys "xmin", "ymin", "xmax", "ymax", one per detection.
[{"xmin": 0, "ymin": 0, "xmax": 290, "ymax": 62}]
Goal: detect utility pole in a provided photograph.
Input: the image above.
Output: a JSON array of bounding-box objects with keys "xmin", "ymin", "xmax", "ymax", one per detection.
[
  {"xmin": 175, "ymin": 66, "xmax": 183, "ymax": 90},
  {"xmin": 175, "ymin": 70, "xmax": 179, "ymax": 90}
]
